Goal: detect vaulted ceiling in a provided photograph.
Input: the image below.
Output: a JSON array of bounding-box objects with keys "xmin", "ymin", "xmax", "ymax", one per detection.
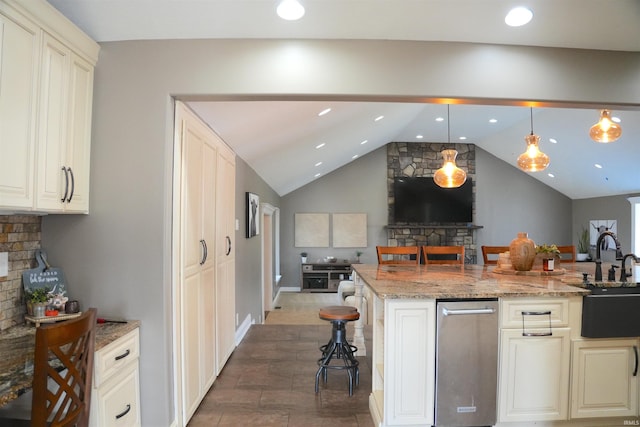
[{"xmin": 48, "ymin": 0, "xmax": 640, "ymax": 198}]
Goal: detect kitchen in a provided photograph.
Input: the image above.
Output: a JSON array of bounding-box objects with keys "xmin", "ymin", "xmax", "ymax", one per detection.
[{"xmin": 1, "ymin": 1, "xmax": 639, "ymax": 426}]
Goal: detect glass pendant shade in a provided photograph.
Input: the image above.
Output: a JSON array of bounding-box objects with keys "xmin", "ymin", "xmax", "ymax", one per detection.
[
  {"xmin": 517, "ymin": 133, "xmax": 549, "ymax": 172},
  {"xmin": 434, "ymin": 149, "xmax": 467, "ymax": 188},
  {"xmin": 590, "ymin": 109, "xmax": 621, "ymax": 143}
]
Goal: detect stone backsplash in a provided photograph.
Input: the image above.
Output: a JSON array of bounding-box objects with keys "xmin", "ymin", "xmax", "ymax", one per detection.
[
  {"xmin": 0, "ymin": 215, "xmax": 41, "ymax": 330},
  {"xmin": 386, "ymin": 142, "xmax": 478, "ymax": 263}
]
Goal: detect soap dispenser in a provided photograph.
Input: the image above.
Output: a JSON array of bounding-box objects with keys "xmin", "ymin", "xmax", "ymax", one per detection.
[{"xmin": 607, "ymin": 265, "xmax": 618, "ymax": 281}]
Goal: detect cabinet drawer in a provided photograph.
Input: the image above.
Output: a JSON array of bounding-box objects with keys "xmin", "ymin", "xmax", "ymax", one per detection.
[
  {"xmin": 94, "ymin": 328, "xmax": 140, "ymax": 387},
  {"xmin": 93, "ymin": 363, "xmax": 141, "ymax": 427},
  {"xmin": 501, "ymin": 298, "xmax": 569, "ymax": 329}
]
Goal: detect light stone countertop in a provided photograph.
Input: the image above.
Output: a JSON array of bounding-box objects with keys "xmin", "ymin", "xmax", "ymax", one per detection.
[{"xmin": 351, "ymin": 263, "xmax": 594, "ymax": 299}]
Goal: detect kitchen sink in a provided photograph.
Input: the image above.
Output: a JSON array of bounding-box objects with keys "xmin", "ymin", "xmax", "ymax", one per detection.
[{"xmin": 580, "ymin": 282, "xmax": 640, "ymax": 338}]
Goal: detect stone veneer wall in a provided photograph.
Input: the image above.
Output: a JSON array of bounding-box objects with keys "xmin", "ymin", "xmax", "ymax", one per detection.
[
  {"xmin": 387, "ymin": 142, "xmax": 478, "ymax": 263},
  {"xmin": 0, "ymin": 215, "xmax": 41, "ymax": 330}
]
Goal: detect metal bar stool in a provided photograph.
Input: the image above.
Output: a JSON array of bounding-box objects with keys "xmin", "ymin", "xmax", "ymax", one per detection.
[{"xmin": 315, "ymin": 305, "xmax": 360, "ymax": 395}]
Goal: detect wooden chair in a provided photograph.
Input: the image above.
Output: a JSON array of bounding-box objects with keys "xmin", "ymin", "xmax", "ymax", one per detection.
[
  {"xmin": 0, "ymin": 308, "xmax": 97, "ymax": 427},
  {"xmin": 376, "ymin": 246, "xmax": 420, "ymax": 265},
  {"xmin": 481, "ymin": 246, "xmax": 510, "ymax": 265},
  {"xmin": 556, "ymin": 245, "xmax": 576, "ymax": 263},
  {"xmin": 422, "ymin": 245, "xmax": 465, "ymax": 265}
]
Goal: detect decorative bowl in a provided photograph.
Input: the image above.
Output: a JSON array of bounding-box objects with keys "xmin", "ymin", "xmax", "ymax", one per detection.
[{"xmin": 325, "ymin": 256, "xmax": 337, "ymax": 263}]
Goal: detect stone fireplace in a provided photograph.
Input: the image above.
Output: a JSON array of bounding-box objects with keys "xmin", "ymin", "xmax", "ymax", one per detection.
[{"xmin": 386, "ymin": 142, "xmax": 480, "ymax": 263}]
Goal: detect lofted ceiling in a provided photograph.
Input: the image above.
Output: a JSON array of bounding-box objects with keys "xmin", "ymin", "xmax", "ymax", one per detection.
[{"xmin": 48, "ymin": 0, "xmax": 640, "ymax": 199}]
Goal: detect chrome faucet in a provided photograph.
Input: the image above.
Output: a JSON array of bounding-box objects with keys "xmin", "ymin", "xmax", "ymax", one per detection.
[
  {"xmin": 594, "ymin": 230, "xmax": 624, "ymax": 281},
  {"xmin": 620, "ymin": 253, "xmax": 640, "ymax": 282}
]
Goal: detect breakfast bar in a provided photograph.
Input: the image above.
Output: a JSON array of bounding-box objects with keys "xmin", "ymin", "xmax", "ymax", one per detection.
[{"xmin": 350, "ymin": 263, "xmax": 639, "ymax": 427}]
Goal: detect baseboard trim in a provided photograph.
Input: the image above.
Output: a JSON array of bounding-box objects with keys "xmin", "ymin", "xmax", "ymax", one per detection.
[{"xmin": 235, "ymin": 313, "xmax": 253, "ymax": 345}]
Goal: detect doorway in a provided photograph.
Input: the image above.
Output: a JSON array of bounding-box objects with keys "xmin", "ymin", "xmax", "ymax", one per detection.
[{"xmin": 261, "ymin": 203, "xmax": 280, "ymax": 322}]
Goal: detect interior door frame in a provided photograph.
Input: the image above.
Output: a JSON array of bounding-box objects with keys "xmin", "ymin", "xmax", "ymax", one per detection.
[{"xmin": 261, "ymin": 203, "xmax": 279, "ymax": 321}]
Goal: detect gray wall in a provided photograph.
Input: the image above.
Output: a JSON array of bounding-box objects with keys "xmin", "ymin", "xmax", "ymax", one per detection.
[
  {"xmin": 279, "ymin": 145, "xmax": 573, "ymax": 287},
  {"xmin": 38, "ymin": 39, "xmax": 639, "ymax": 426}
]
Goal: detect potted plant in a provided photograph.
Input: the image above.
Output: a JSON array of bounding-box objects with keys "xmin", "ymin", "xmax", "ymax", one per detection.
[
  {"xmin": 535, "ymin": 244, "xmax": 560, "ymax": 271},
  {"xmin": 300, "ymin": 252, "xmax": 308, "ymax": 263},
  {"xmin": 25, "ymin": 287, "xmax": 50, "ymax": 317},
  {"xmin": 576, "ymin": 226, "xmax": 590, "ymax": 261},
  {"xmin": 355, "ymin": 251, "xmax": 363, "ymax": 263}
]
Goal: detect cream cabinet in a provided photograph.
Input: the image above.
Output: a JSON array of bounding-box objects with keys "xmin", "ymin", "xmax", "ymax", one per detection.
[
  {"xmin": 91, "ymin": 328, "xmax": 141, "ymax": 427},
  {"xmin": 498, "ymin": 298, "xmax": 571, "ymax": 423},
  {"xmin": 35, "ymin": 32, "xmax": 94, "ymax": 213},
  {"xmin": 175, "ymin": 102, "xmax": 236, "ymax": 425},
  {"xmin": 215, "ymin": 142, "xmax": 236, "ymax": 374},
  {"xmin": 570, "ymin": 338, "xmax": 639, "ymax": 419},
  {"xmin": 0, "ymin": 5, "xmax": 39, "ymax": 209},
  {"xmin": 368, "ymin": 285, "xmax": 436, "ymax": 427},
  {"xmin": 0, "ymin": 0, "xmax": 98, "ymax": 213}
]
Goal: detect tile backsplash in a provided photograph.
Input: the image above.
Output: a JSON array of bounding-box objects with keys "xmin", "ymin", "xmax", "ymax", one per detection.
[{"xmin": 0, "ymin": 215, "xmax": 41, "ymax": 330}]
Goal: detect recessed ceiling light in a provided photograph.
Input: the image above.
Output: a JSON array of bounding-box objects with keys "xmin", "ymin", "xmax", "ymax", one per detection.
[
  {"xmin": 612, "ymin": 116, "xmax": 621, "ymax": 123},
  {"xmin": 548, "ymin": 173, "xmax": 555, "ymax": 178},
  {"xmin": 314, "ymin": 173, "xmax": 321, "ymax": 178},
  {"xmin": 315, "ymin": 161, "xmax": 322, "ymax": 167},
  {"xmin": 315, "ymin": 143, "xmax": 325, "ymax": 149},
  {"xmin": 318, "ymin": 108, "xmax": 331, "ymax": 116},
  {"xmin": 352, "ymin": 154, "xmax": 359, "ymax": 159},
  {"xmin": 459, "ymin": 136, "xmax": 467, "ymax": 140},
  {"xmin": 360, "ymin": 140, "xmax": 368, "ymax": 145},
  {"xmin": 435, "ymin": 117, "xmax": 444, "ymax": 122},
  {"xmin": 595, "ymin": 164, "xmax": 603, "ymax": 169},
  {"xmin": 416, "ymin": 134, "xmax": 424, "ymax": 139},
  {"xmin": 489, "ymin": 118, "xmax": 497, "ymax": 123},
  {"xmin": 549, "ymin": 138, "xmax": 557, "ymax": 143},
  {"xmin": 505, "ymin": 7, "xmax": 533, "ymax": 27},
  {"xmin": 374, "ymin": 115, "xmax": 384, "ymax": 122},
  {"xmin": 277, "ymin": 0, "xmax": 305, "ymax": 20}
]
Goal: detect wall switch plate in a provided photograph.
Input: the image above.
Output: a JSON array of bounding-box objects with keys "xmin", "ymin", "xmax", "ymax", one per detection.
[{"xmin": 0, "ymin": 252, "xmax": 8, "ymax": 277}]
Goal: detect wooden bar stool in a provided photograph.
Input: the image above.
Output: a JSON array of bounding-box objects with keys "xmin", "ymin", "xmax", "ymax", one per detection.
[{"xmin": 315, "ymin": 305, "xmax": 360, "ymax": 395}]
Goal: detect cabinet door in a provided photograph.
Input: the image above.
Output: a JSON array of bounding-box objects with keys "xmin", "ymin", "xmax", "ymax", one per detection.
[
  {"xmin": 176, "ymin": 102, "xmax": 218, "ymax": 425},
  {"xmin": 35, "ymin": 32, "xmax": 70, "ymax": 212},
  {"xmin": 0, "ymin": 11, "xmax": 39, "ymax": 208},
  {"xmin": 383, "ymin": 299, "xmax": 436, "ymax": 426},
  {"xmin": 571, "ymin": 339, "xmax": 639, "ymax": 419},
  {"xmin": 63, "ymin": 52, "xmax": 93, "ymax": 212},
  {"xmin": 215, "ymin": 141, "xmax": 236, "ymax": 373},
  {"xmin": 498, "ymin": 328, "xmax": 571, "ymax": 422}
]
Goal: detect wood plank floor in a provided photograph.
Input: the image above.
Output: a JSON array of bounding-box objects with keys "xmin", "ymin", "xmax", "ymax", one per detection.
[{"xmin": 187, "ymin": 323, "xmax": 374, "ymax": 426}]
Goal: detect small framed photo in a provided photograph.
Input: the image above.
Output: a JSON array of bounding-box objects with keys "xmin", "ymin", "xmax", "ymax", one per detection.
[{"xmin": 246, "ymin": 192, "xmax": 260, "ymax": 238}]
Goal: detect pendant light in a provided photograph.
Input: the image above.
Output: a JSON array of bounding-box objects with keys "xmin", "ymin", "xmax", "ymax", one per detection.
[
  {"xmin": 589, "ymin": 109, "xmax": 621, "ymax": 143},
  {"xmin": 434, "ymin": 105, "xmax": 467, "ymax": 188},
  {"xmin": 517, "ymin": 107, "xmax": 549, "ymax": 172}
]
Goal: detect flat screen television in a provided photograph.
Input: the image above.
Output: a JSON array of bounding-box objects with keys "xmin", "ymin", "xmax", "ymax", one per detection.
[{"xmin": 392, "ymin": 177, "xmax": 473, "ymax": 224}]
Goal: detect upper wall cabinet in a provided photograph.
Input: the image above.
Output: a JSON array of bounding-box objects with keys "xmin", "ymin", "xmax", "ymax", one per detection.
[{"xmin": 0, "ymin": 0, "xmax": 99, "ymax": 214}]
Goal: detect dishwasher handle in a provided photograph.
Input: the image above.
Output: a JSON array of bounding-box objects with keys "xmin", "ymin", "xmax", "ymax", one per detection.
[{"xmin": 442, "ymin": 307, "xmax": 496, "ymax": 316}]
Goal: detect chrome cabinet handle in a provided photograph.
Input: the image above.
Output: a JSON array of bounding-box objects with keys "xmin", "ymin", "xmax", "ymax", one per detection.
[
  {"xmin": 226, "ymin": 236, "xmax": 231, "ymax": 256},
  {"xmin": 115, "ymin": 404, "xmax": 131, "ymax": 420},
  {"xmin": 61, "ymin": 166, "xmax": 69, "ymax": 202},
  {"xmin": 442, "ymin": 307, "xmax": 495, "ymax": 316},
  {"xmin": 67, "ymin": 167, "xmax": 75, "ymax": 202}
]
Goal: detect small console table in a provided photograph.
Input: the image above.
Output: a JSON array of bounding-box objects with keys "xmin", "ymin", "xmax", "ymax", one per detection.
[{"xmin": 301, "ymin": 262, "xmax": 352, "ymax": 292}]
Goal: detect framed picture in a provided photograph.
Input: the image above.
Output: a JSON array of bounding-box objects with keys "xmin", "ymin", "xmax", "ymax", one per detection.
[{"xmin": 246, "ymin": 192, "xmax": 260, "ymax": 238}]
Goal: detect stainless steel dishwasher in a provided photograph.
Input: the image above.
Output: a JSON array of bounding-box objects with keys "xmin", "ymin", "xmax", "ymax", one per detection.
[{"xmin": 435, "ymin": 299, "xmax": 499, "ymax": 427}]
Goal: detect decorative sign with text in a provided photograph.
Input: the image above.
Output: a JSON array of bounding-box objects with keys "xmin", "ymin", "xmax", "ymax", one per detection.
[{"xmin": 22, "ymin": 249, "xmax": 68, "ymax": 309}]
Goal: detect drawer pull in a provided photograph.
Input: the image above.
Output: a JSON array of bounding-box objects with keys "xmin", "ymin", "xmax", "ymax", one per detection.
[
  {"xmin": 115, "ymin": 404, "xmax": 131, "ymax": 420},
  {"xmin": 521, "ymin": 310, "xmax": 552, "ymax": 337},
  {"xmin": 115, "ymin": 349, "xmax": 131, "ymax": 361}
]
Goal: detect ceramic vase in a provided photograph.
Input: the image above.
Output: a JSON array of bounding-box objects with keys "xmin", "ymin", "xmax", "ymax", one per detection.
[{"xmin": 510, "ymin": 232, "xmax": 536, "ymax": 271}]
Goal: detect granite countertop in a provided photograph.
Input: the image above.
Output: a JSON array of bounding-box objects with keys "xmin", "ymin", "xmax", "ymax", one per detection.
[
  {"xmin": 0, "ymin": 319, "xmax": 140, "ymax": 407},
  {"xmin": 352, "ymin": 263, "xmax": 594, "ymax": 299}
]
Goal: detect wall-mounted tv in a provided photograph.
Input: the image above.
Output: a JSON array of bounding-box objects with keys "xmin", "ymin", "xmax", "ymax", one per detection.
[{"xmin": 392, "ymin": 177, "xmax": 473, "ymax": 224}]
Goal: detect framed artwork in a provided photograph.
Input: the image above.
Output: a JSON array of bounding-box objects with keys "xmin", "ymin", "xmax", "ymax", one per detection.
[
  {"xmin": 294, "ymin": 213, "xmax": 329, "ymax": 247},
  {"xmin": 246, "ymin": 192, "xmax": 260, "ymax": 238},
  {"xmin": 589, "ymin": 219, "xmax": 617, "ymax": 250},
  {"xmin": 332, "ymin": 213, "xmax": 367, "ymax": 248}
]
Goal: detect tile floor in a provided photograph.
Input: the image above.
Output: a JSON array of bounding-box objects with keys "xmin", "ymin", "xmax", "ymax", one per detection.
[{"xmin": 187, "ymin": 324, "xmax": 374, "ymax": 426}]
